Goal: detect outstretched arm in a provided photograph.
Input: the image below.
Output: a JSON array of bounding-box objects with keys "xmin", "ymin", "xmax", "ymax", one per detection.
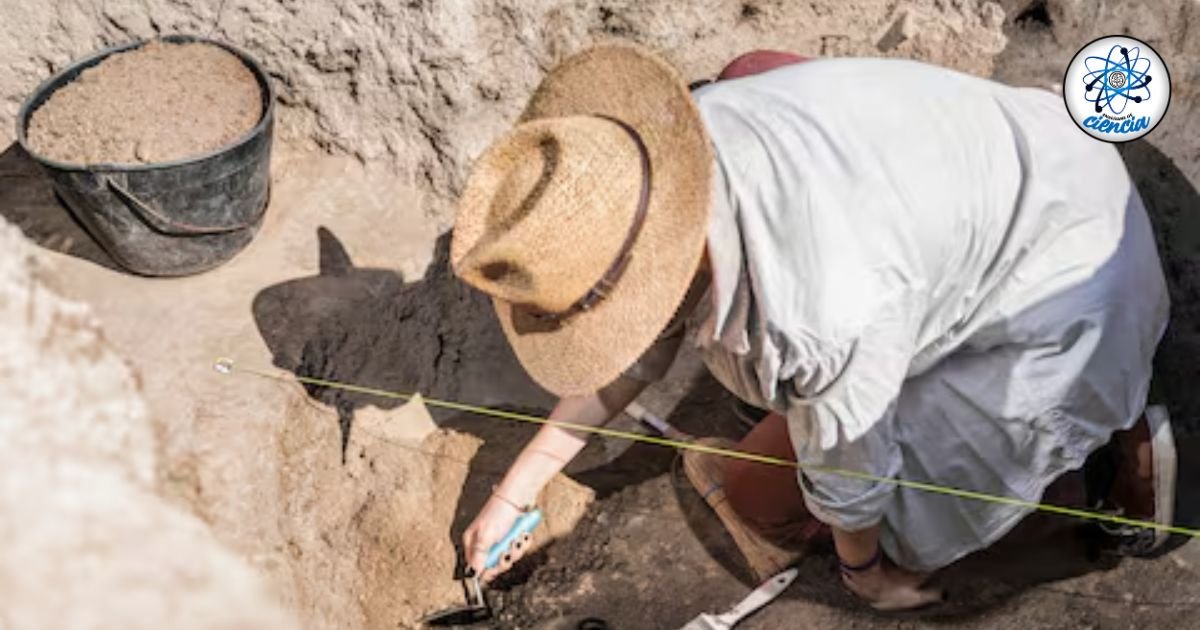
[
  {"xmin": 464, "ymin": 375, "xmax": 647, "ymax": 581},
  {"xmin": 493, "ymin": 376, "xmax": 647, "ymax": 517}
]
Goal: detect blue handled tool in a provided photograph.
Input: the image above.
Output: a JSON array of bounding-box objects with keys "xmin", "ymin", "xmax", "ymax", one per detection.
[
  {"xmin": 421, "ymin": 508, "xmax": 544, "ymax": 626},
  {"xmin": 485, "ymin": 509, "xmax": 542, "ymax": 569}
]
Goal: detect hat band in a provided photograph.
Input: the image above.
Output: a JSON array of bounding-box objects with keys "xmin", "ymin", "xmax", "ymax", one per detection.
[{"xmin": 533, "ymin": 115, "xmax": 652, "ymax": 322}]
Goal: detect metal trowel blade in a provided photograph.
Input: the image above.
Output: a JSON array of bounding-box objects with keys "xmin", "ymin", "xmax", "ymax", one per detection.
[
  {"xmin": 420, "ymin": 605, "xmax": 491, "ymax": 627},
  {"xmin": 421, "ymin": 575, "xmax": 492, "ymax": 627}
]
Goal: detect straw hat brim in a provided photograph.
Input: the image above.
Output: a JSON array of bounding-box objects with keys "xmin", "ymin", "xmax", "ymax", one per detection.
[{"xmin": 486, "ymin": 44, "xmax": 713, "ymax": 396}]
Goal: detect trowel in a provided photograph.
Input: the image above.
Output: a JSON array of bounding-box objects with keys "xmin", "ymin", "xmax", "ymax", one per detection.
[
  {"xmin": 420, "ymin": 402, "xmax": 683, "ymax": 626},
  {"xmin": 421, "ymin": 509, "xmax": 543, "ymax": 626},
  {"xmin": 679, "ymin": 568, "xmax": 799, "ymax": 630}
]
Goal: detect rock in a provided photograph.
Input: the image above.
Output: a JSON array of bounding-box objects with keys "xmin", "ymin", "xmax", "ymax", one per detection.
[
  {"xmin": 352, "ymin": 395, "xmax": 441, "ymax": 446},
  {"xmin": 819, "ymin": 34, "xmax": 853, "ymax": 57},
  {"xmin": 877, "ymin": 9, "xmax": 918, "ymax": 52},
  {"xmin": 980, "ymin": 1, "xmax": 1006, "ymax": 28}
]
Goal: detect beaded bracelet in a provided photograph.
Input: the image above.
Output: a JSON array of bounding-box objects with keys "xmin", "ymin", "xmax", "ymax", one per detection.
[{"xmin": 838, "ymin": 546, "xmax": 883, "ymax": 573}]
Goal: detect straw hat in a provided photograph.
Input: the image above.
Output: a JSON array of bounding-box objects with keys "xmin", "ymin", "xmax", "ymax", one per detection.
[{"xmin": 451, "ymin": 44, "xmax": 713, "ymax": 396}]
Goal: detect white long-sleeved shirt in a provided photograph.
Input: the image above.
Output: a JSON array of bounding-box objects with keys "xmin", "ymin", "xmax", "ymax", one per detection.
[{"xmin": 626, "ymin": 58, "xmax": 1168, "ymax": 570}]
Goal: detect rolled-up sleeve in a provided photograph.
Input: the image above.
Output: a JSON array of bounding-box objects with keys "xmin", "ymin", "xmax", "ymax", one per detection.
[
  {"xmin": 791, "ymin": 405, "xmax": 901, "ymax": 530},
  {"xmin": 785, "ymin": 288, "xmax": 921, "ymax": 531}
]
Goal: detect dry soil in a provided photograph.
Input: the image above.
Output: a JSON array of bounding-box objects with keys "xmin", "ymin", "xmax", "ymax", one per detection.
[{"xmin": 26, "ymin": 41, "xmax": 262, "ymax": 165}]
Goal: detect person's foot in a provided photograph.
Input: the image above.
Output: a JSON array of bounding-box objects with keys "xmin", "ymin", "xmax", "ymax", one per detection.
[
  {"xmin": 841, "ymin": 558, "xmax": 945, "ymax": 612},
  {"xmin": 1100, "ymin": 404, "xmax": 1177, "ymax": 556},
  {"xmin": 682, "ymin": 437, "xmax": 804, "ymax": 581}
]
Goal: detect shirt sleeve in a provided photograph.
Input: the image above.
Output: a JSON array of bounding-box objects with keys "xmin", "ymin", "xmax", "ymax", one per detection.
[{"xmin": 784, "ymin": 287, "xmax": 922, "ymax": 531}]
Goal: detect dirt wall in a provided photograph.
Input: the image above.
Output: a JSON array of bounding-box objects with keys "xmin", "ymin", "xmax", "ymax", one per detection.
[
  {"xmin": 993, "ymin": 0, "xmax": 1200, "ymax": 184},
  {"xmin": 1, "ymin": 0, "xmax": 1009, "ymax": 227},
  {"xmin": 0, "ymin": 220, "xmax": 300, "ymax": 630}
]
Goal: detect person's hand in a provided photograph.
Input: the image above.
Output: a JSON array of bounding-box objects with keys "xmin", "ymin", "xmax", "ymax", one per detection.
[
  {"xmin": 841, "ymin": 558, "xmax": 945, "ymax": 611},
  {"xmin": 462, "ymin": 493, "xmax": 535, "ymax": 583}
]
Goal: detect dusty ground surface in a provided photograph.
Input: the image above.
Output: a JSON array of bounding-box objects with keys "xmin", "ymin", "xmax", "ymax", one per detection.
[
  {"xmin": 1, "ymin": 0, "xmax": 1199, "ymax": 629},
  {"xmin": 26, "ymin": 41, "xmax": 262, "ymax": 164}
]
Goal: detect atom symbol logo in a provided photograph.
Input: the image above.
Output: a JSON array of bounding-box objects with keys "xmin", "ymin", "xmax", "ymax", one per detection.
[{"xmin": 1083, "ymin": 45, "xmax": 1152, "ymax": 115}]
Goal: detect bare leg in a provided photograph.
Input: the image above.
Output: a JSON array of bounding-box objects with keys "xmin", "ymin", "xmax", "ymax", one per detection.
[{"xmin": 722, "ymin": 412, "xmax": 828, "ymax": 548}]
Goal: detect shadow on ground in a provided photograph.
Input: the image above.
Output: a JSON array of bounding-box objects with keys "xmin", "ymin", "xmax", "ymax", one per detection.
[
  {"xmin": 1120, "ymin": 140, "xmax": 1200, "ymax": 434},
  {"xmin": 249, "ymin": 225, "xmax": 739, "ymax": 575},
  {"xmin": 0, "ymin": 143, "xmax": 119, "ymax": 270}
]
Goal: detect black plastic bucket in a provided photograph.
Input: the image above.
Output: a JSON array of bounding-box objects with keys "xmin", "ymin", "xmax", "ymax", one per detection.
[{"xmin": 15, "ymin": 35, "xmax": 274, "ymax": 277}]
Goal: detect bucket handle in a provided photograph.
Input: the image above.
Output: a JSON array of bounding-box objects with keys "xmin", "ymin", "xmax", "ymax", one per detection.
[{"xmin": 105, "ymin": 176, "xmax": 263, "ymax": 236}]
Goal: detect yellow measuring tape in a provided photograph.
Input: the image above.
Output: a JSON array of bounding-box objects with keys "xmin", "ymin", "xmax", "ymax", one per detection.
[{"xmin": 215, "ymin": 357, "xmax": 1200, "ymax": 539}]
